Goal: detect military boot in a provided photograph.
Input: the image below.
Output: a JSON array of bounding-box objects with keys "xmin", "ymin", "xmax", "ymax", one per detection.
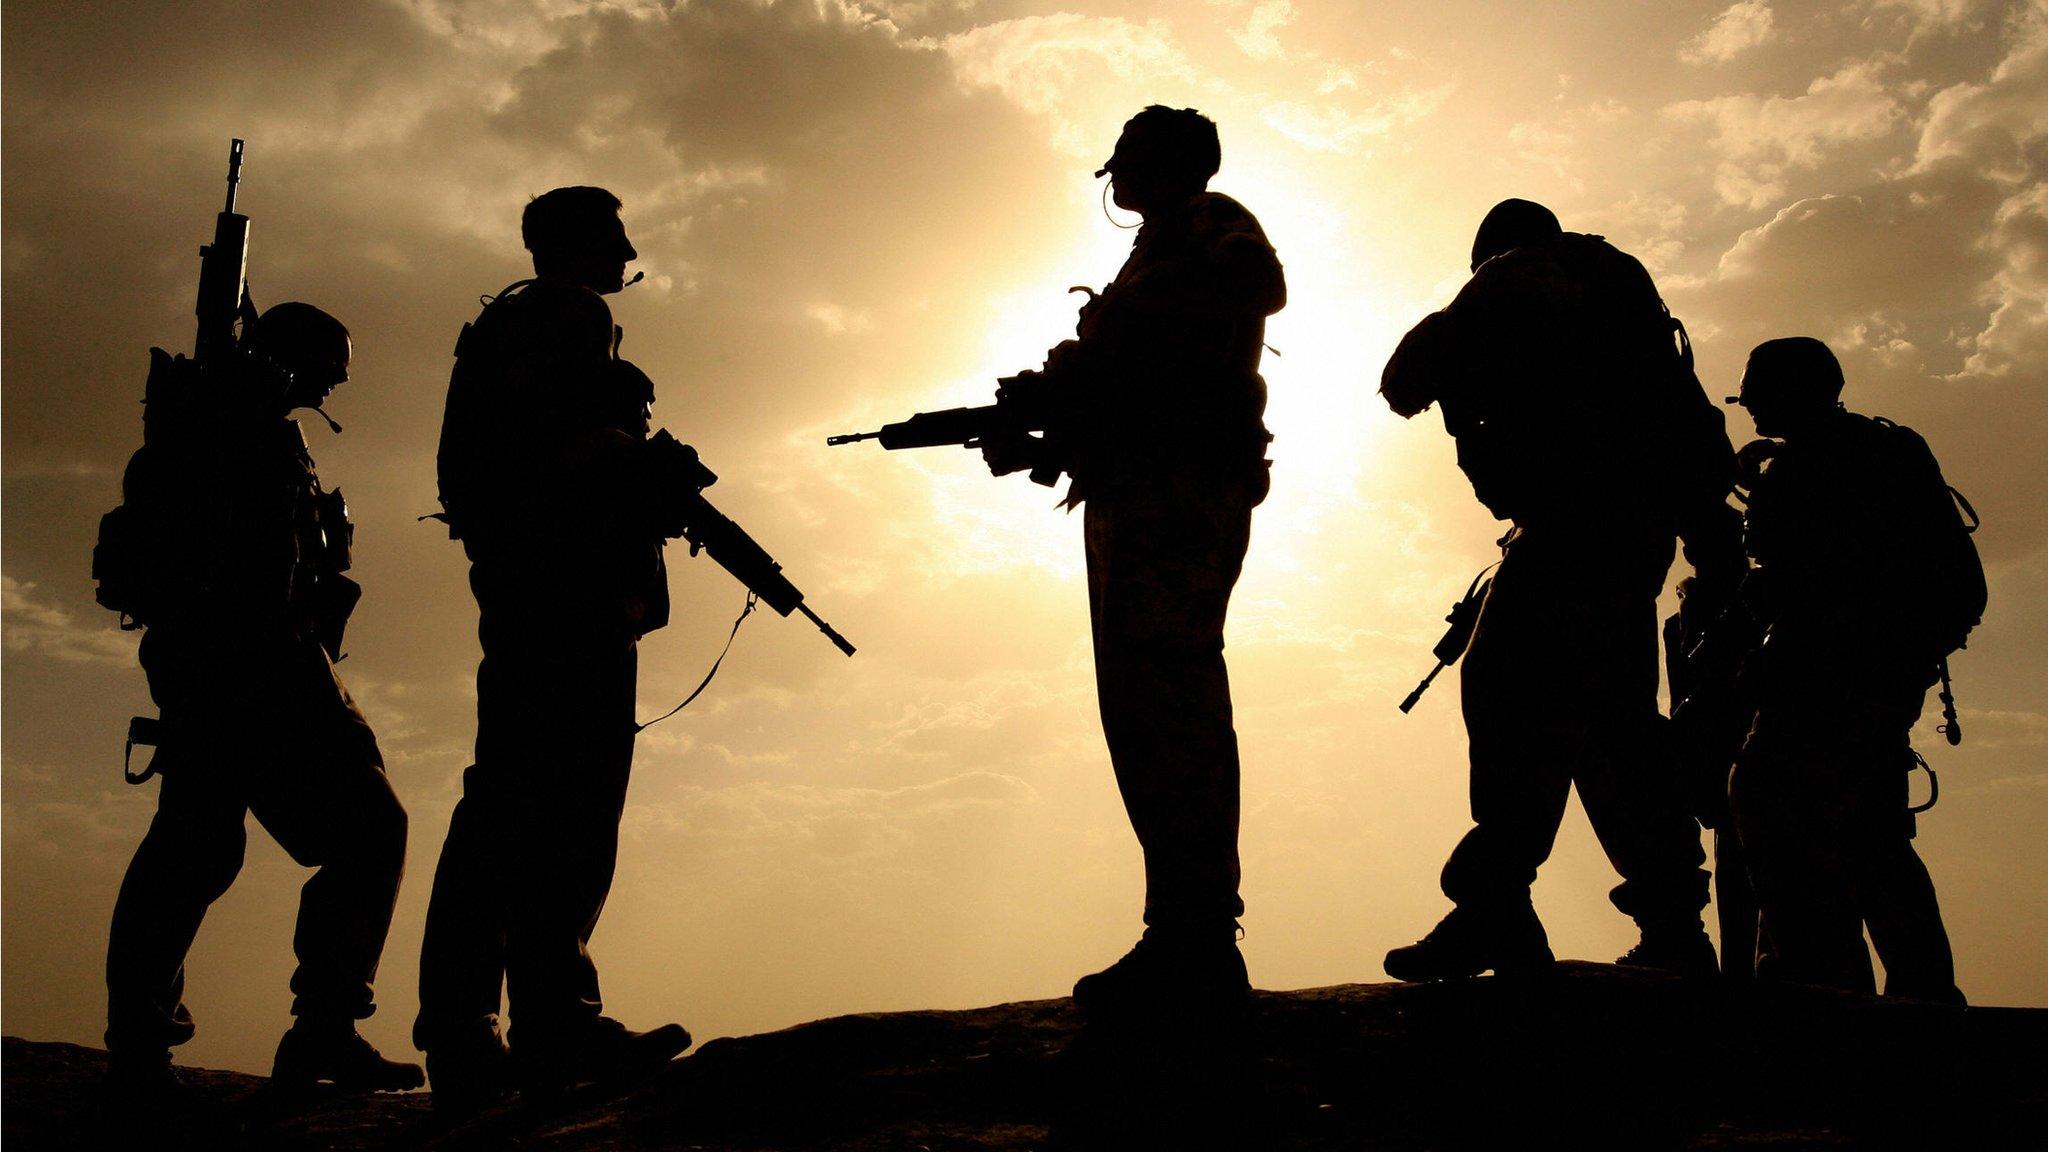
[
  {"xmin": 104, "ymin": 1047, "xmax": 179, "ymax": 1098},
  {"xmin": 517, "ymin": 1016, "xmax": 692, "ymax": 1098},
  {"xmin": 425, "ymin": 1025, "xmax": 514, "ymax": 1116},
  {"xmin": 1616, "ymin": 922, "xmax": 1719, "ymax": 980},
  {"xmin": 1072, "ymin": 925, "xmax": 1250, "ymax": 1017},
  {"xmin": 1383, "ymin": 903, "xmax": 1554, "ymax": 982},
  {"xmin": 271, "ymin": 1018, "xmax": 426, "ymax": 1092}
]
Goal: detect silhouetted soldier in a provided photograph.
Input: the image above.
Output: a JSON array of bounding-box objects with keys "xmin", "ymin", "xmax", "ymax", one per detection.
[
  {"xmin": 1724, "ymin": 338, "xmax": 1975, "ymax": 1003},
  {"xmin": 103, "ymin": 303, "xmax": 421, "ymax": 1094},
  {"xmin": 981, "ymin": 106, "xmax": 1284, "ymax": 1014},
  {"xmin": 415, "ymin": 186, "xmax": 690, "ymax": 1107},
  {"xmin": 1379, "ymin": 199, "xmax": 1742, "ymax": 980}
]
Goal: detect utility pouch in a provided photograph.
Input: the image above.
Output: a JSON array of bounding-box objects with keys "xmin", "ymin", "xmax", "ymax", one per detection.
[
  {"xmin": 124, "ymin": 716, "xmax": 164, "ymax": 785},
  {"xmin": 92, "ymin": 505, "xmax": 150, "ymax": 629},
  {"xmin": 316, "ymin": 488, "xmax": 354, "ymax": 573}
]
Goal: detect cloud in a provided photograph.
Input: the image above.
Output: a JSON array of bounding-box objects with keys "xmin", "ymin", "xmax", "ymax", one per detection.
[
  {"xmin": 805, "ymin": 302, "xmax": 875, "ymax": 336},
  {"xmin": 1232, "ymin": 0, "xmax": 1294, "ymax": 62},
  {"xmin": 1665, "ymin": 62, "xmax": 1906, "ymax": 208},
  {"xmin": 1681, "ymin": 1, "xmax": 1778, "ymax": 65},
  {"xmin": 1262, "ymin": 86, "xmax": 1451, "ymax": 154},
  {"xmin": 0, "ymin": 576, "xmax": 138, "ymax": 666},
  {"xmin": 934, "ymin": 14, "xmax": 1195, "ymax": 118}
]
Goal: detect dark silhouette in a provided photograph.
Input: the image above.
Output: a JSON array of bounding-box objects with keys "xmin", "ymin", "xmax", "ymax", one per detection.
[
  {"xmin": 1378, "ymin": 198, "xmax": 1744, "ymax": 981},
  {"xmin": 1720, "ymin": 337, "xmax": 1980, "ymax": 1003},
  {"xmin": 973, "ymin": 106, "xmax": 1285, "ymax": 1015},
  {"xmin": 94, "ymin": 140, "xmax": 420, "ymax": 1097},
  {"xmin": 414, "ymin": 186, "xmax": 690, "ymax": 1109}
]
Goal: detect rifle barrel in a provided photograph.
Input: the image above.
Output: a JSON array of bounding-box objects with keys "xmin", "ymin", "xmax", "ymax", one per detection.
[
  {"xmin": 798, "ymin": 603, "xmax": 856, "ymax": 657},
  {"xmin": 826, "ymin": 431, "xmax": 879, "ymax": 446},
  {"xmin": 225, "ymin": 139, "xmax": 245, "ymax": 214},
  {"xmin": 1399, "ymin": 660, "xmax": 1446, "ymax": 714}
]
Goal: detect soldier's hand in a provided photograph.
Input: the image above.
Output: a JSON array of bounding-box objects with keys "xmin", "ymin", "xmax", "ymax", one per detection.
[{"xmin": 978, "ymin": 431, "xmax": 1039, "ymax": 478}]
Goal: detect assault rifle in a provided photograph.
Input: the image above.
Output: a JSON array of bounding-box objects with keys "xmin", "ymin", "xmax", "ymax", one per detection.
[
  {"xmin": 827, "ymin": 373, "xmax": 1064, "ymax": 487},
  {"xmin": 194, "ymin": 139, "xmax": 253, "ymax": 365},
  {"xmin": 1399, "ymin": 567, "xmax": 1495, "ymax": 713},
  {"xmin": 647, "ymin": 430, "xmax": 855, "ymax": 657}
]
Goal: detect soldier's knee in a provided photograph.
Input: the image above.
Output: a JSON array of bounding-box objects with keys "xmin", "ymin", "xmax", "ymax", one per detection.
[
  {"xmin": 364, "ymin": 783, "xmax": 409, "ymax": 868},
  {"xmin": 173, "ymin": 825, "xmax": 248, "ymax": 901}
]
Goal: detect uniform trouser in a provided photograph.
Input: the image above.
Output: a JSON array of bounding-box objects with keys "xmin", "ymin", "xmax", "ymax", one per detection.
[
  {"xmin": 1440, "ymin": 538, "xmax": 1709, "ymax": 926},
  {"xmin": 414, "ymin": 591, "xmax": 639, "ymax": 1054},
  {"xmin": 1730, "ymin": 701, "xmax": 1960, "ymax": 1002},
  {"xmin": 1083, "ymin": 475, "xmax": 1256, "ymax": 933},
  {"xmin": 105, "ymin": 634, "xmax": 406, "ymax": 1055}
]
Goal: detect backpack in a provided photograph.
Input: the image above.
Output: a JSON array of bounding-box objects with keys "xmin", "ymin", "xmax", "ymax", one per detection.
[{"xmin": 1874, "ymin": 416, "xmax": 1986, "ymax": 657}]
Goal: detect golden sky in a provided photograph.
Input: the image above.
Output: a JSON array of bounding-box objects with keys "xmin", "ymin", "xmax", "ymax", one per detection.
[{"xmin": 5, "ymin": 0, "xmax": 2046, "ymax": 1074}]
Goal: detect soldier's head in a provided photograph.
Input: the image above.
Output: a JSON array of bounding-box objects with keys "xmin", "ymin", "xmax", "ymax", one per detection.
[
  {"xmin": 1733, "ymin": 337, "xmax": 1845, "ymax": 439},
  {"xmin": 1096, "ymin": 106, "xmax": 1221, "ymax": 217},
  {"xmin": 523, "ymin": 185, "xmax": 638, "ymax": 294},
  {"xmin": 1470, "ymin": 198, "xmax": 1562, "ymax": 271},
  {"xmin": 247, "ymin": 302, "xmax": 351, "ymax": 412}
]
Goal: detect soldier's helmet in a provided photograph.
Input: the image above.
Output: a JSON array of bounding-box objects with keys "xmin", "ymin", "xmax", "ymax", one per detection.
[
  {"xmin": 1096, "ymin": 106, "xmax": 1221, "ymax": 192},
  {"xmin": 1734, "ymin": 336, "xmax": 1844, "ymax": 416},
  {"xmin": 1470, "ymin": 198, "xmax": 1561, "ymax": 271},
  {"xmin": 248, "ymin": 301, "xmax": 351, "ymax": 405}
]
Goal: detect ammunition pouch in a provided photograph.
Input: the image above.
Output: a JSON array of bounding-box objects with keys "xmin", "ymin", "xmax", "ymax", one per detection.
[
  {"xmin": 124, "ymin": 715, "xmax": 165, "ymax": 785},
  {"xmin": 92, "ymin": 504, "xmax": 153, "ymax": 629},
  {"xmin": 295, "ymin": 486, "xmax": 359, "ymax": 659},
  {"xmin": 307, "ymin": 573, "xmax": 362, "ymax": 662}
]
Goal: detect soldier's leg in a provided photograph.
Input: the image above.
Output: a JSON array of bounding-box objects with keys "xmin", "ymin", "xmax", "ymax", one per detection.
[
  {"xmin": 1852, "ymin": 747, "xmax": 1961, "ymax": 1003},
  {"xmin": 415, "ymin": 770, "xmax": 511, "ymax": 1053},
  {"xmin": 247, "ymin": 646, "xmax": 407, "ymax": 1030},
  {"xmin": 1567, "ymin": 595, "xmax": 1709, "ymax": 935},
  {"xmin": 1438, "ymin": 557, "xmax": 1576, "ymax": 914},
  {"xmin": 491, "ymin": 626, "xmax": 638, "ymax": 1048},
  {"xmin": 1084, "ymin": 480, "xmax": 1252, "ymax": 933},
  {"xmin": 1728, "ymin": 722, "xmax": 1876, "ymax": 995},
  {"xmin": 106, "ymin": 748, "xmax": 249, "ymax": 1058},
  {"xmin": 1714, "ymin": 828, "xmax": 1760, "ymax": 984}
]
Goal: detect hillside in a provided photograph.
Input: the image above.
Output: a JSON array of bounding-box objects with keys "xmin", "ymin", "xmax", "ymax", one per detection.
[{"xmin": 7, "ymin": 962, "xmax": 2044, "ymax": 1149}]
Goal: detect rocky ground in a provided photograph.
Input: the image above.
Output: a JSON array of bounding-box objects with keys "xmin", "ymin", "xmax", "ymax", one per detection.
[{"xmin": 7, "ymin": 962, "xmax": 2045, "ymax": 1150}]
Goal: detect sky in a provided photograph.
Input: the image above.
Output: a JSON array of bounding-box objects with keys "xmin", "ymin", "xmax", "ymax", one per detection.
[{"xmin": 4, "ymin": 0, "xmax": 2046, "ymax": 1075}]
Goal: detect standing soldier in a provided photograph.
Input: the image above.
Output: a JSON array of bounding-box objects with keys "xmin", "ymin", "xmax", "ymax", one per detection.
[
  {"xmin": 979, "ymin": 106, "xmax": 1285, "ymax": 1014},
  {"xmin": 414, "ymin": 186, "xmax": 690, "ymax": 1108},
  {"xmin": 100, "ymin": 302, "xmax": 421, "ymax": 1094},
  {"xmin": 1724, "ymin": 337, "xmax": 1977, "ymax": 1003},
  {"xmin": 1377, "ymin": 199, "xmax": 1743, "ymax": 981}
]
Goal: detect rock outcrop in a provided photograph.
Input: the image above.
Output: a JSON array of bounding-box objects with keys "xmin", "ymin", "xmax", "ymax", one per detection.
[{"xmin": 7, "ymin": 963, "xmax": 2044, "ymax": 1150}]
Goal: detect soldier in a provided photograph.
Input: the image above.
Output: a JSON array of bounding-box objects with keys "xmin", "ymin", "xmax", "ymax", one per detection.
[
  {"xmin": 415, "ymin": 186, "xmax": 690, "ymax": 1107},
  {"xmin": 980, "ymin": 106, "xmax": 1285, "ymax": 1013},
  {"xmin": 1378, "ymin": 199, "xmax": 1743, "ymax": 981},
  {"xmin": 103, "ymin": 303, "xmax": 422, "ymax": 1094},
  {"xmin": 1724, "ymin": 337, "xmax": 1974, "ymax": 1003}
]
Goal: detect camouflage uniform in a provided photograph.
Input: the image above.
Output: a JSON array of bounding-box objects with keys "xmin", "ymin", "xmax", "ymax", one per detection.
[
  {"xmin": 1386, "ymin": 233, "xmax": 1737, "ymax": 936},
  {"xmin": 1059, "ymin": 192, "xmax": 1284, "ymax": 932},
  {"xmin": 1730, "ymin": 412, "xmax": 1963, "ymax": 1002},
  {"xmin": 106, "ymin": 405, "xmax": 405, "ymax": 1058},
  {"xmin": 417, "ymin": 278, "xmax": 669, "ymax": 1055}
]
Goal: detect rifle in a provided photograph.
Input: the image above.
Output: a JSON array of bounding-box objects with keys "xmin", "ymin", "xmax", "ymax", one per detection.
[
  {"xmin": 647, "ymin": 430, "xmax": 855, "ymax": 657},
  {"xmin": 193, "ymin": 139, "xmax": 252, "ymax": 366},
  {"xmin": 1666, "ymin": 597, "xmax": 1763, "ymax": 828},
  {"xmin": 827, "ymin": 373, "xmax": 1064, "ymax": 487},
  {"xmin": 1399, "ymin": 567, "xmax": 1495, "ymax": 713}
]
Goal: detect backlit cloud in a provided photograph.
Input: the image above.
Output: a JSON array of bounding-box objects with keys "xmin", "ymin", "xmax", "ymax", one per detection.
[{"xmin": 1680, "ymin": 0, "xmax": 1778, "ymax": 65}]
